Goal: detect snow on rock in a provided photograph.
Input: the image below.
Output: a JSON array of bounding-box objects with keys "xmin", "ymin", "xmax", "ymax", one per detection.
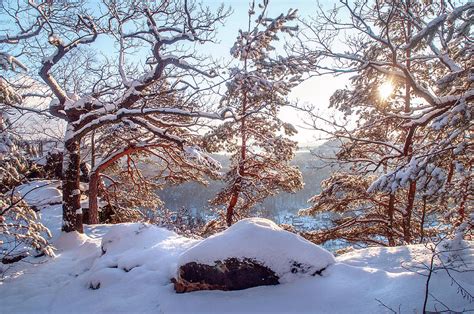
[
  {"xmin": 81, "ymin": 223, "xmax": 197, "ymax": 291},
  {"xmin": 13, "ymin": 180, "xmax": 62, "ymax": 208},
  {"xmin": 10, "ymin": 180, "xmax": 64, "ymax": 239},
  {"xmin": 39, "ymin": 204, "xmax": 63, "ymax": 239},
  {"xmin": 54, "ymin": 231, "xmax": 93, "ymax": 251},
  {"xmin": 174, "ymin": 257, "xmax": 280, "ymax": 293},
  {"xmin": 100, "ymin": 223, "xmax": 179, "ymax": 255},
  {"xmin": 178, "ymin": 218, "xmax": 336, "ymax": 283}
]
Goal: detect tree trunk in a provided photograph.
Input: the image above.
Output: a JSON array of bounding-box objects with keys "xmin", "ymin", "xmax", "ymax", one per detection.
[
  {"xmin": 62, "ymin": 136, "xmax": 83, "ymax": 233},
  {"xmin": 457, "ymin": 168, "xmax": 470, "ymax": 225},
  {"xmin": 87, "ymin": 171, "xmax": 100, "ymax": 225},
  {"xmin": 226, "ymin": 68, "xmax": 248, "ymax": 227},
  {"xmin": 420, "ymin": 196, "xmax": 426, "ymax": 242},
  {"xmin": 90, "ymin": 131, "xmax": 96, "ymax": 170},
  {"xmin": 387, "ymin": 193, "xmax": 396, "ymax": 246},
  {"xmin": 401, "ymin": 4, "xmax": 414, "ymax": 244},
  {"xmin": 403, "ymin": 180, "xmax": 416, "ymax": 243},
  {"xmin": 226, "ymin": 189, "xmax": 239, "ymax": 227},
  {"xmin": 87, "ymin": 144, "xmax": 145, "ymax": 225}
]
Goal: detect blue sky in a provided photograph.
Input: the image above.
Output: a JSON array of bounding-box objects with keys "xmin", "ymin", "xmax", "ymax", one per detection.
[{"xmin": 205, "ymin": 0, "xmax": 320, "ymax": 53}]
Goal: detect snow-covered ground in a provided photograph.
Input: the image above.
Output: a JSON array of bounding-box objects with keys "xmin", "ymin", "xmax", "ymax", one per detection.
[{"xmin": 1, "ymin": 182, "xmax": 473, "ymax": 313}]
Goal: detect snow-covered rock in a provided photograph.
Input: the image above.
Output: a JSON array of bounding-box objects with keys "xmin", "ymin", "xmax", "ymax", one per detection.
[
  {"xmin": 174, "ymin": 257, "xmax": 279, "ymax": 293},
  {"xmin": 100, "ymin": 223, "xmax": 179, "ymax": 255},
  {"xmin": 177, "ymin": 218, "xmax": 336, "ymax": 287},
  {"xmin": 13, "ymin": 180, "xmax": 62, "ymax": 208},
  {"xmin": 80, "ymin": 223, "xmax": 197, "ymax": 291}
]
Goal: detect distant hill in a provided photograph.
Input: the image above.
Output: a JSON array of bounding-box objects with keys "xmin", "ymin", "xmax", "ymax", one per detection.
[{"xmin": 157, "ymin": 142, "xmax": 339, "ymax": 216}]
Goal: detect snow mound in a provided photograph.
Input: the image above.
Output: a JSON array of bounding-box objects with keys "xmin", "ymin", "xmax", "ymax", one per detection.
[
  {"xmin": 13, "ymin": 180, "xmax": 62, "ymax": 208},
  {"xmin": 55, "ymin": 231, "xmax": 91, "ymax": 251},
  {"xmin": 82, "ymin": 223, "xmax": 197, "ymax": 290},
  {"xmin": 178, "ymin": 218, "xmax": 336, "ymax": 282},
  {"xmin": 100, "ymin": 223, "xmax": 179, "ymax": 255}
]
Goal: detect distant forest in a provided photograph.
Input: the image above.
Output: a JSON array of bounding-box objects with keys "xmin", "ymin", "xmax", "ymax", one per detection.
[{"xmin": 158, "ymin": 143, "xmax": 337, "ymax": 217}]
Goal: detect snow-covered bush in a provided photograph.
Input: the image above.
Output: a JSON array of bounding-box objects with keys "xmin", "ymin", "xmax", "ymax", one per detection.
[
  {"xmin": 0, "ymin": 113, "xmax": 37, "ymax": 192},
  {"xmin": 0, "ymin": 76, "xmax": 41, "ymax": 192},
  {"xmin": 0, "ymin": 193, "xmax": 53, "ymax": 266}
]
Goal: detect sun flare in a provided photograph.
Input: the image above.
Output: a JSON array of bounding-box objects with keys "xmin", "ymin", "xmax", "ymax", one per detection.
[{"xmin": 378, "ymin": 81, "xmax": 394, "ymax": 100}]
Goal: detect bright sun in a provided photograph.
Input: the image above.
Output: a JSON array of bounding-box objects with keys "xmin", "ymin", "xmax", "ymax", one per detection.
[{"xmin": 378, "ymin": 81, "xmax": 394, "ymax": 100}]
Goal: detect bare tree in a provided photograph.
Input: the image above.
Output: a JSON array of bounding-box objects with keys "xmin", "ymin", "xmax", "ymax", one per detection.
[
  {"xmin": 85, "ymin": 87, "xmax": 221, "ymax": 224},
  {"xmin": 4, "ymin": 0, "xmax": 231, "ymax": 232}
]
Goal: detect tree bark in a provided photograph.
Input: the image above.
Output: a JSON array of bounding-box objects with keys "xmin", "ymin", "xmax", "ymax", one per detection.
[
  {"xmin": 420, "ymin": 196, "xmax": 426, "ymax": 242},
  {"xmin": 62, "ymin": 136, "xmax": 83, "ymax": 233},
  {"xmin": 403, "ymin": 180, "xmax": 416, "ymax": 243},
  {"xmin": 226, "ymin": 189, "xmax": 239, "ymax": 227},
  {"xmin": 457, "ymin": 168, "xmax": 470, "ymax": 225},
  {"xmin": 87, "ymin": 144, "xmax": 149, "ymax": 224},
  {"xmin": 401, "ymin": 2, "xmax": 414, "ymax": 244},
  {"xmin": 225, "ymin": 99, "xmax": 247, "ymax": 227},
  {"xmin": 87, "ymin": 171, "xmax": 100, "ymax": 224},
  {"xmin": 226, "ymin": 67, "xmax": 248, "ymax": 227},
  {"xmin": 387, "ymin": 193, "xmax": 396, "ymax": 246}
]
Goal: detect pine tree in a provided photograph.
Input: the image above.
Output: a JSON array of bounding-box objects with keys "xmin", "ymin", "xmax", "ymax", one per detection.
[
  {"xmin": 298, "ymin": 0, "xmax": 473, "ymax": 246},
  {"xmin": 209, "ymin": 1, "xmax": 304, "ymax": 227},
  {"xmin": 0, "ymin": 49, "xmax": 37, "ymax": 192}
]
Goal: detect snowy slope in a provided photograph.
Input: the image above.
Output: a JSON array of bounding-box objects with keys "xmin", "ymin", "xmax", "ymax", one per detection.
[
  {"xmin": 1, "ymin": 191, "xmax": 473, "ymax": 313},
  {"xmin": 1, "ymin": 223, "xmax": 472, "ymax": 313}
]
